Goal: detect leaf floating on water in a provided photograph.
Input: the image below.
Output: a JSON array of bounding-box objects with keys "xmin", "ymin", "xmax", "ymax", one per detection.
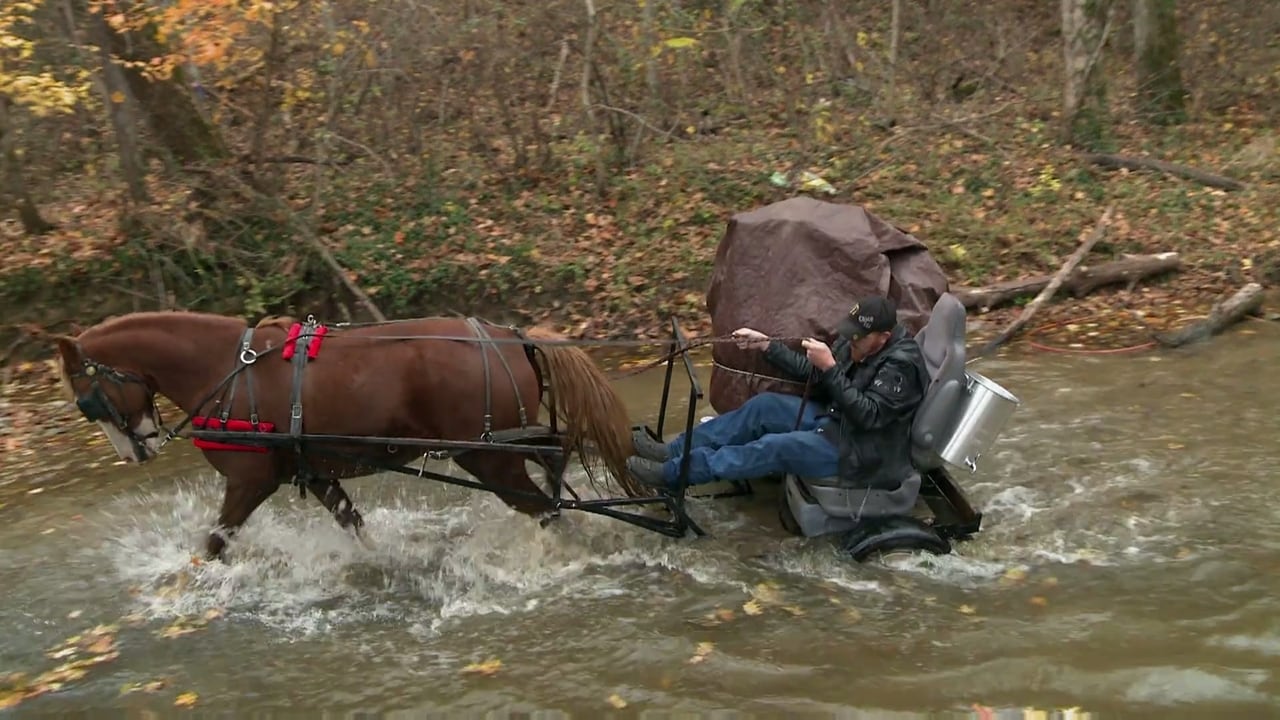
[
  {"xmin": 156, "ymin": 616, "xmax": 208, "ymax": 639},
  {"xmin": 842, "ymin": 608, "xmax": 862, "ymax": 623},
  {"xmin": 750, "ymin": 581, "xmax": 782, "ymax": 605},
  {"xmin": 689, "ymin": 606, "xmax": 736, "ymax": 628},
  {"xmin": 1175, "ymin": 547, "xmax": 1193, "ymax": 560},
  {"xmin": 174, "ymin": 691, "xmax": 198, "ymax": 707},
  {"xmin": 121, "ymin": 679, "xmax": 168, "ymax": 695},
  {"xmin": 1167, "ymin": 442, "xmax": 1185, "ymax": 450},
  {"xmin": 958, "ymin": 604, "xmax": 978, "ymax": 615},
  {"xmin": 120, "ymin": 612, "xmax": 147, "ymax": 626},
  {"xmin": 606, "ymin": 693, "xmax": 628, "ymax": 709},
  {"xmin": 66, "ymin": 610, "xmax": 82, "ymax": 620},
  {"xmin": 202, "ymin": 608, "xmax": 225, "ymax": 621},
  {"xmin": 1041, "ymin": 576, "xmax": 1060, "ymax": 589},
  {"xmin": 1002, "ymin": 567, "xmax": 1028, "ymax": 583},
  {"xmin": 460, "ymin": 658, "xmax": 503, "ymax": 677},
  {"xmin": 741, "ymin": 599, "xmax": 764, "ymax": 616},
  {"xmin": 781, "ymin": 605, "xmax": 806, "ymax": 617},
  {"xmin": 687, "ymin": 641, "xmax": 715, "ymax": 664},
  {"xmin": 0, "ymin": 690, "xmax": 23, "ymax": 711},
  {"xmin": 1029, "ymin": 596, "xmax": 1049, "ymax": 608}
]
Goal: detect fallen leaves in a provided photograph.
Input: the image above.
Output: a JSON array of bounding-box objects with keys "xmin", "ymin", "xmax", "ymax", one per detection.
[
  {"xmin": 460, "ymin": 658, "xmax": 503, "ymax": 677},
  {"xmin": 155, "ymin": 607, "xmax": 225, "ymax": 640},
  {"xmin": 687, "ymin": 641, "xmax": 715, "ymax": 665},
  {"xmin": 120, "ymin": 679, "xmax": 168, "ymax": 695},
  {"xmin": 174, "ymin": 691, "xmax": 199, "ymax": 707},
  {"xmin": 0, "ymin": 624, "xmax": 122, "ymax": 710}
]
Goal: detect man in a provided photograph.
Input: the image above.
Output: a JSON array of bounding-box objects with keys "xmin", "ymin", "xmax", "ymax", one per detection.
[{"xmin": 626, "ymin": 295, "xmax": 931, "ymax": 494}]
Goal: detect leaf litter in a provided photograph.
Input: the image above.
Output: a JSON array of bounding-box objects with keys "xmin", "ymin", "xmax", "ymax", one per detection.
[{"xmin": 0, "ymin": 589, "xmax": 229, "ymax": 712}]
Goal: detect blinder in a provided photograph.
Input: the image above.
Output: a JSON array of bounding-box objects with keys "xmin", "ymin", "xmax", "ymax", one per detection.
[{"xmin": 68, "ymin": 358, "xmax": 165, "ymax": 456}]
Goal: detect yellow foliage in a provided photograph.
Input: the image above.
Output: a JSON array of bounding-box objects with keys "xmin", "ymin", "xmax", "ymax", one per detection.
[{"xmin": 0, "ymin": 1, "xmax": 89, "ymax": 115}]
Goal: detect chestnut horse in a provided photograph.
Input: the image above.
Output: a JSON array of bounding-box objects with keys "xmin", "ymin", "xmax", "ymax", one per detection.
[{"xmin": 48, "ymin": 311, "xmax": 640, "ymax": 560}]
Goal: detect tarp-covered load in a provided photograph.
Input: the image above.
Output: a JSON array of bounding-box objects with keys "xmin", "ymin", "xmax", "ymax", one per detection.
[{"xmin": 706, "ymin": 196, "xmax": 949, "ymax": 413}]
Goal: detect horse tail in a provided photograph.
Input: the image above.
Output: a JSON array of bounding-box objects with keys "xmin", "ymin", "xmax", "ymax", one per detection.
[{"xmin": 524, "ymin": 327, "xmax": 642, "ymax": 497}]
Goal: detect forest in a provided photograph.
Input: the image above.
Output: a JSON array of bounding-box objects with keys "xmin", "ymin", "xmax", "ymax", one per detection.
[{"xmin": 1, "ymin": 0, "xmax": 1277, "ymax": 361}]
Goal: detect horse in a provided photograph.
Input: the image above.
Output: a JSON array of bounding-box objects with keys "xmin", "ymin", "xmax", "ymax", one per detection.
[{"xmin": 44, "ymin": 310, "xmax": 642, "ymax": 560}]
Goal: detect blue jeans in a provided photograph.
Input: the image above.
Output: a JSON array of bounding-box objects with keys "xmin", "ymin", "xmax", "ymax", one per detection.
[{"xmin": 660, "ymin": 392, "xmax": 840, "ymax": 486}]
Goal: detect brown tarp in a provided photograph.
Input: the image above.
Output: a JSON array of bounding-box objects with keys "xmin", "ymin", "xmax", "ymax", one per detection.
[{"xmin": 705, "ymin": 196, "xmax": 949, "ymax": 413}]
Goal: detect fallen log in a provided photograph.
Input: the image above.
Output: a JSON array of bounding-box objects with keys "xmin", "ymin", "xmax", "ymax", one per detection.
[
  {"xmin": 1153, "ymin": 283, "xmax": 1265, "ymax": 348},
  {"xmin": 1082, "ymin": 153, "xmax": 1246, "ymax": 191},
  {"xmin": 972, "ymin": 205, "xmax": 1114, "ymax": 359},
  {"xmin": 955, "ymin": 252, "xmax": 1181, "ymax": 312}
]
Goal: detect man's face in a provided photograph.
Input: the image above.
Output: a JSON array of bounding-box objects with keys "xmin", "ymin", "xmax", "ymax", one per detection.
[{"xmin": 848, "ymin": 330, "xmax": 891, "ymax": 361}]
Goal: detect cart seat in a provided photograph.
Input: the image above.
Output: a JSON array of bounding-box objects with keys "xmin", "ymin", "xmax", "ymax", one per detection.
[
  {"xmin": 781, "ymin": 292, "xmax": 969, "ymax": 534},
  {"xmin": 909, "ymin": 292, "xmax": 968, "ymax": 472}
]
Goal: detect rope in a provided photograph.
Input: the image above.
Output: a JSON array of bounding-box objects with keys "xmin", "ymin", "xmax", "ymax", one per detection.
[
  {"xmin": 318, "ymin": 328, "xmax": 816, "ymax": 348},
  {"xmin": 710, "ymin": 359, "xmax": 807, "ymax": 386},
  {"xmin": 1024, "ymin": 314, "xmax": 1159, "ymax": 355}
]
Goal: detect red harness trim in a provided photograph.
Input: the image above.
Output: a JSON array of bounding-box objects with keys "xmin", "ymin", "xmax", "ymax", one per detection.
[
  {"xmin": 281, "ymin": 322, "xmax": 328, "ymax": 361},
  {"xmin": 191, "ymin": 416, "xmax": 277, "ymax": 453}
]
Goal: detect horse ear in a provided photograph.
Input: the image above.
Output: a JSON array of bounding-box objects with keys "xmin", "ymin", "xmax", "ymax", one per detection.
[{"xmin": 51, "ymin": 334, "xmax": 83, "ymax": 367}]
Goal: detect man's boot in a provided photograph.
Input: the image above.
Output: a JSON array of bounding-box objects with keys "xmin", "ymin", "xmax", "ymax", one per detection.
[
  {"xmin": 626, "ymin": 456, "xmax": 669, "ymax": 489},
  {"xmin": 632, "ymin": 429, "xmax": 671, "ymax": 462}
]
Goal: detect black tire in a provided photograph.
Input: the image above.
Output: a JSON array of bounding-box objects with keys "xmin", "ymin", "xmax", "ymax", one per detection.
[
  {"xmin": 777, "ymin": 496, "xmax": 803, "ymax": 536},
  {"xmin": 840, "ymin": 517, "xmax": 951, "ymax": 562}
]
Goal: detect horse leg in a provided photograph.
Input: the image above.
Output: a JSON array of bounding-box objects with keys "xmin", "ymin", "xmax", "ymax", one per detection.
[
  {"xmin": 453, "ymin": 451, "xmax": 556, "ymax": 519},
  {"xmin": 207, "ymin": 472, "xmax": 282, "ymax": 561},
  {"xmin": 305, "ymin": 478, "xmax": 366, "ymax": 535}
]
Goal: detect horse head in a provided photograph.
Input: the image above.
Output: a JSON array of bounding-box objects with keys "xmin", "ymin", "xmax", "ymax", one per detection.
[{"xmin": 50, "ymin": 331, "xmax": 166, "ymax": 463}]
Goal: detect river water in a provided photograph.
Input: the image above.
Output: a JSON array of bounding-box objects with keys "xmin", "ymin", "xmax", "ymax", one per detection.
[{"xmin": 2, "ymin": 324, "xmax": 1279, "ymax": 718}]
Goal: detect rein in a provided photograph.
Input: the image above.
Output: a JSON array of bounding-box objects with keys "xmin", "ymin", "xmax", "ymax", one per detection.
[{"xmin": 71, "ymin": 326, "xmax": 820, "ymax": 453}]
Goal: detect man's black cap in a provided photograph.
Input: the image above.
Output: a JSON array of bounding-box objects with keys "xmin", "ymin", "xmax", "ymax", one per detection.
[{"xmin": 836, "ymin": 295, "xmax": 897, "ymax": 339}]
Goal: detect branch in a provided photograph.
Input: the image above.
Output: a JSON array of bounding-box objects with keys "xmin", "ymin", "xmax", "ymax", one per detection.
[
  {"xmin": 1081, "ymin": 152, "xmax": 1246, "ymax": 191},
  {"xmin": 973, "ymin": 204, "xmax": 1115, "ymax": 358},
  {"xmin": 1153, "ymin": 283, "xmax": 1265, "ymax": 348}
]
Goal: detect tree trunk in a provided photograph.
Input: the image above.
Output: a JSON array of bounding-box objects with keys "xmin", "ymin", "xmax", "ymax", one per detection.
[
  {"xmin": 88, "ymin": 4, "xmax": 149, "ymax": 204},
  {"xmin": 1133, "ymin": 0, "xmax": 1186, "ymax": 124},
  {"xmin": 0, "ymin": 96, "xmax": 57, "ymax": 235},
  {"xmin": 87, "ymin": 1, "xmax": 229, "ymax": 166},
  {"xmin": 1061, "ymin": 0, "xmax": 1114, "ymax": 148}
]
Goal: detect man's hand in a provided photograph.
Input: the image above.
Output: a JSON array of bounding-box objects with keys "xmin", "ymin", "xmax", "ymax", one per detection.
[
  {"xmin": 731, "ymin": 327, "xmax": 770, "ymax": 351},
  {"xmin": 802, "ymin": 338, "xmax": 836, "ymax": 371}
]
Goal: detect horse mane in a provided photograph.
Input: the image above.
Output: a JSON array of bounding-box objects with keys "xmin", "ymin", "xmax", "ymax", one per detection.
[
  {"xmin": 80, "ymin": 310, "xmax": 247, "ymax": 340},
  {"xmin": 254, "ymin": 315, "xmax": 298, "ymax": 331}
]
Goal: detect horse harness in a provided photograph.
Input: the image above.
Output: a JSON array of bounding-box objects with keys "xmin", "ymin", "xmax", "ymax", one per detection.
[{"xmin": 68, "ymin": 316, "xmax": 546, "ymax": 499}]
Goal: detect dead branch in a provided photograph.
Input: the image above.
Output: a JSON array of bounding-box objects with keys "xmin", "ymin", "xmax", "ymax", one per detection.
[
  {"xmin": 1153, "ymin": 283, "xmax": 1265, "ymax": 348},
  {"xmin": 973, "ymin": 204, "xmax": 1115, "ymax": 357},
  {"xmin": 1082, "ymin": 153, "xmax": 1246, "ymax": 191},
  {"xmin": 545, "ymin": 38, "xmax": 570, "ymax": 112},
  {"xmin": 955, "ymin": 252, "xmax": 1181, "ymax": 312}
]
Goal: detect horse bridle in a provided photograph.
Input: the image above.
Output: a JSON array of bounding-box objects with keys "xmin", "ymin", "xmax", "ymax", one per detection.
[{"xmin": 68, "ymin": 357, "xmax": 167, "ymax": 460}]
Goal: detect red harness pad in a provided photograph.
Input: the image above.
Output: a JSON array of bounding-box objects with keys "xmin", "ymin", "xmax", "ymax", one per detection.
[
  {"xmin": 281, "ymin": 322, "xmax": 328, "ymax": 361},
  {"xmin": 191, "ymin": 416, "xmax": 277, "ymax": 453}
]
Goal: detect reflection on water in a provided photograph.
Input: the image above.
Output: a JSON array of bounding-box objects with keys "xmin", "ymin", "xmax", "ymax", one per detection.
[{"xmin": 2, "ymin": 324, "xmax": 1280, "ymax": 717}]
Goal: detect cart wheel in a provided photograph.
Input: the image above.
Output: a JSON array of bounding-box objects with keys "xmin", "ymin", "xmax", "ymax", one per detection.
[
  {"xmin": 777, "ymin": 495, "xmax": 803, "ymax": 536},
  {"xmin": 840, "ymin": 516, "xmax": 951, "ymax": 563}
]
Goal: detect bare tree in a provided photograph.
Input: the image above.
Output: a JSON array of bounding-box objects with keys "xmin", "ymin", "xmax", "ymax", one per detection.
[{"xmin": 1061, "ymin": 0, "xmax": 1114, "ymax": 147}]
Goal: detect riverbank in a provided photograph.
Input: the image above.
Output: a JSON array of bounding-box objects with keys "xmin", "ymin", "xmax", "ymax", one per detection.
[{"xmin": 3, "ymin": 104, "xmax": 1278, "ymax": 369}]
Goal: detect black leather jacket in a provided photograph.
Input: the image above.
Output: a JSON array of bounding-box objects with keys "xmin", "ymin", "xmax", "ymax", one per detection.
[{"xmin": 763, "ymin": 325, "xmax": 930, "ymax": 490}]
